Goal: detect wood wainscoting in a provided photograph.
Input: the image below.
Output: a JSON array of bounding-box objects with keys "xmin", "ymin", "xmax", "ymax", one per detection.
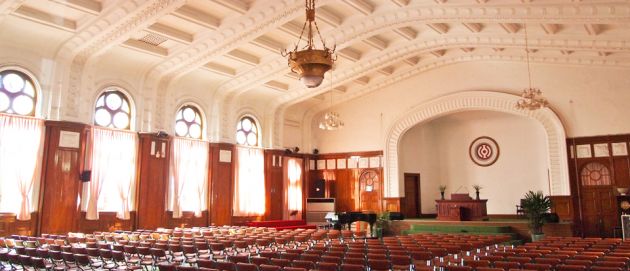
[{"xmin": 0, "ymin": 213, "xmax": 38, "ymax": 236}]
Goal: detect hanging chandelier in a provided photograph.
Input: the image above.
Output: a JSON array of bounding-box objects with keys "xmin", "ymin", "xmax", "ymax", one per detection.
[
  {"xmin": 282, "ymin": 0, "xmax": 336, "ymax": 88},
  {"xmin": 319, "ymin": 70, "xmax": 343, "ymax": 130},
  {"xmin": 516, "ymin": 23, "xmax": 548, "ymax": 110}
]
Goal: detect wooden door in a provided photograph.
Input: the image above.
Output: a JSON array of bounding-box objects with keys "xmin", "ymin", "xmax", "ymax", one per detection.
[
  {"xmin": 359, "ymin": 170, "xmax": 381, "ymax": 212},
  {"xmin": 579, "ymin": 162, "xmax": 617, "ymax": 237},
  {"xmin": 402, "ymin": 173, "xmax": 420, "ymax": 218},
  {"xmin": 136, "ymin": 136, "xmax": 168, "ymax": 230}
]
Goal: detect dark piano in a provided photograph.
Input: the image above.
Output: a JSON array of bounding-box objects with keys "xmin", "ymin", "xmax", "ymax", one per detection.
[{"xmin": 330, "ymin": 212, "xmax": 377, "ymax": 231}]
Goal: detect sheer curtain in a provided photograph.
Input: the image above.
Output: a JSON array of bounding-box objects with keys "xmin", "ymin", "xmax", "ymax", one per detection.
[
  {"xmin": 0, "ymin": 114, "xmax": 44, "ymax": 220},
  {"xmin": 86, "ymin": 128, "xmax": 137, "ymax": 220},
  {"xmin": 283, "ymin": 158, "xmax": 303, "ymax": 220},
  {"xmin": 233, "ymin": 146, "xmax": 265, "ymax": 216},
  {"xmin": 168, "ymin": 138, "xmax": 209, "ymax": 218}
]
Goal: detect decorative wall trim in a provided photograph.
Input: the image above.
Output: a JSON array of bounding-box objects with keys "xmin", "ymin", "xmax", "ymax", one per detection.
[{"xmin": 383, "ymin": 91, "xmax": 570, "ymax": 198}]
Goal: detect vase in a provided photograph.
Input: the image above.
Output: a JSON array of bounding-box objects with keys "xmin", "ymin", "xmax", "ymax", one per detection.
[
  {"xmin": 476, "ymin": 191, "xmax": 480, "ymax": 200},
  {"xmin": 440, "ymin": 192, "xmax": 445, "ymax": 200}
]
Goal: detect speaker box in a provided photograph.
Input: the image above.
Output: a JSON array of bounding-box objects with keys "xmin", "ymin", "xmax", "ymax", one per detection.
[
  {"xmin": 79, "ymin": 170, "xmax": 91, "ymax": 182},
  {"xmin": 309, "ymin": 179, "xmax": 325, "ymax": 198}
]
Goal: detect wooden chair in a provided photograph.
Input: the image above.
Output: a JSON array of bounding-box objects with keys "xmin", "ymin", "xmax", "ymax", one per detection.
[
  {"xmin": 339, "ymin": 263, "xmax": 365, "ymax": 271},
  {"xmin": 259, "ymin": 265, "xmax": 282, "ymax": 271}
]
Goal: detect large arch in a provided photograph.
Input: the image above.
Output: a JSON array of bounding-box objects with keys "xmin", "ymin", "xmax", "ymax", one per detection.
[{"xmin": 383, "ymin": 91, "xmax": 569, "ymax": 198}]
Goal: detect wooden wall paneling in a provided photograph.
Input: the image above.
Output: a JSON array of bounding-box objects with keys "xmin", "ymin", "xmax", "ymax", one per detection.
[
  {"xmin": 210, "ymin": 143, "xmax": 234, "ymax": 225},
  {"xmin": 78, "ymin": 212, "xmax": 135, "ymax": 233},
  {"xmin": 0, "ymin": 214, "xmax": 38, "ymax": 236},
  {"xmin": 135, "ymin": 134, "xmax": 169, "ymax": 230},
  {"xmin": 334, "ymin": 169, "xmax": 355, "ymax": 212},
  {"xmin": 168, "ymin": 211, "xmax": 208, "ymax": 228},
  {"xmin": 264, "ymin": 150, "xmax": 284, "ymax": 220},
  {"xmin": 613, "ymin": 157, "xmax": 630, "ymax": 188},
  {"xmin": 38, "ymin": 121, "xmax": 88, "ymax": 235},
  {"xmin": 383, "ymin": 198, "xmax": 401, "ymax": 212},
  {"xmin": 549, "ymin": 195, "xmax": 574, "ymax": 222}
]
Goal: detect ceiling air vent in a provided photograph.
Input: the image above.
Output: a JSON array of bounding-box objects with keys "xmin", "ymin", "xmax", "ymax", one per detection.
[{"xmin": 138, "ymin": 33, "xmax": 168, "ymax": 46}]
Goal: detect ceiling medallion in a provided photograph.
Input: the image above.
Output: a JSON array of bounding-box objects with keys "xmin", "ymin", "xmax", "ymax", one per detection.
[
  {"xmin": 516, "ymin": 23, "xmax": 548, "ymax": 110},
  {"xmin": 282, "ymin": 0, "xmax": 336, "ymax": 88}
]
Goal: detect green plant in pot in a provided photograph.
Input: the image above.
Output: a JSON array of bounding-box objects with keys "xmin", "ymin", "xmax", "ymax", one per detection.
[
  {"xmin": 374, "ymin": 211, "xmax": 391, "ymax": 238},
  {"xmin": 521, "ymin": 190, "xmax": 552, "ymax": 241}
]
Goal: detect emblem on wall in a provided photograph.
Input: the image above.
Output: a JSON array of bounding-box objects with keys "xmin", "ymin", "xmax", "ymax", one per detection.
[{"xmin": 469, "ymin": 136, "xmax": 500, "ymax": 167}]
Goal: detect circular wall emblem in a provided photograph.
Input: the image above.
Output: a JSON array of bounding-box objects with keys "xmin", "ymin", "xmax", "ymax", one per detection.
[{"xmin": 469, "ymin": 136, "xmax": 500, "ymax": 167}]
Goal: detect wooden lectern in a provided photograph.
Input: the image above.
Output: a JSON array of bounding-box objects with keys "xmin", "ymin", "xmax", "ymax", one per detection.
[{"xmin": 436, "ymin": 193, "xmax": 488, "ymax": 221}]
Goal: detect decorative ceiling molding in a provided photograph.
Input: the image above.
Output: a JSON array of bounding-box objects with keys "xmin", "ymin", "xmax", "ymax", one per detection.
[
  {"xmin": 0, "ymin": 0, "xmax": 25, "ymax": 24},
  {"xmin": 214, "ymin": 2, "xmax": 630, "ymax": 106},
  {"xmin": 59, "ymin": 0, "xmax": 187, "ymax": 119},
  {"xmin": 271, "ymin": 35, "xmax": 630, "ymax": 107}
]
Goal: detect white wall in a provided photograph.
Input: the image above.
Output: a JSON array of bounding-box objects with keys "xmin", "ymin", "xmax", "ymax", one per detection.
[
  {"xmin": 399, "ymin": 110, "xmax": 550, "ymax": 214},
  {"xmin": 311, "ymin": 62, "xmax": 630, "ymax": 153}
]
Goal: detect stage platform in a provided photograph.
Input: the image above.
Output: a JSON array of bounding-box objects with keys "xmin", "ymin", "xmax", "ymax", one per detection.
[{"xmin": 391, "ymin": 218, "xmax": 574, "ymax": 241}]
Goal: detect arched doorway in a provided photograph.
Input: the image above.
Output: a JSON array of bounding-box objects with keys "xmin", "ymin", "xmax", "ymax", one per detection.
[{"xmin": 383, "ymin": 91, "xmax": 569, "ymax": 197}]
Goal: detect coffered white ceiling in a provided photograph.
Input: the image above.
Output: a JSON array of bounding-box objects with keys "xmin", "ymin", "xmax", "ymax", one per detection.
[{"xmin": 1, "ymin": 0, "xmax": 629, "ymax": 140}]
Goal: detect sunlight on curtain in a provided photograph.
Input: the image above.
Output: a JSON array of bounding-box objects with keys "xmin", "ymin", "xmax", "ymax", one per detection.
[
  {"xmin": 283, "ymin": 158, "xmax": 303, "ymax": 219},
  {"xmin": 85, "ymin": 128, "xmax": 137, "ymax": 220},
  {"xmin": 233, "ymin": 146, "xmax": 265, "ymax": 216},
  {"xmin": 169, "ymin": 138, "xmax": 209, "ymax": 218},
  {"xmin": 0, "ymin": 114, "xmax": 44, "ymax": 220}
]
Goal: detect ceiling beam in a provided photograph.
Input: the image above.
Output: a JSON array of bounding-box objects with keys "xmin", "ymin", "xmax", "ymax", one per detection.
[
  {"xmin": 364, "ymin": 36, "xmax": 388, "ymax": 50},
  {"xmin": 390, "ymin": 0, "xmax": 410, "ymax": 7},
  {"xmin": 13, "ymin": 5, "xmax": 76, "ymax": 32},
  {"xmin": 172, "ymin": 6, "xmax": 220, "ymax": 29},
  {"xmin": 252, "ymin": 35, "xmax": 284, "ymax": 53},
  {"xmin": 204, "ymin": 62, "xmax": 236, "ymax": 77},
  {"xmin": 434, "ymin": 0, "xmax": 447, "ymax": 3},
  {"xmin": 500, "ymin": 23, "xmax": 521, "ymax": 34},
  {"xmin": 52, "ymin": 0, "xmax": 101, "ymax": 15},
  {"xmin": 461, "ymin": 47, "xmax": 474, "ymax": 53},
  {"xmin": 462, "ymin": 23, "xmax": 482, "ymax": 33},
  {"xmin": 338, "ymin": 47, "xmax": 362, "ymax": 62},
  {"xmin": 427, "ymin": 23, "xmax": 449, "ymax": 34},
  {"xmin": 342, "ymin": 0, "xmax": 374, "ymax": 15},
  {"xmin": 227, "ymin": 49, "xmax": 260, "ymax": 65},
  {"xmin": 393, "ymin": 27, "xmax": 417, "ymax": 40},
  {"xmin": 334, "ymin": 86, "xmax": 348, "ymax": 93},
  {"xmin": 541, "ymin": 24, "xmax": 560, "ymax": 34},
  {"xmin": 598, "ymin": 52, "xmax": 611, "ymax": 57},
  {"xmin": 213, "ymin": 0, "xmax": 248, "ymax": 14},
  {"xmin": 122, "ymin": 39, "xmax": 168, "ymax": 57},
  {"xmin": 493, "ymin": 48, "xmax": 505, "ymax": 52},
  {"xmin": 147, "ymin": 23, "xmax": 193, "ymax": 44}
]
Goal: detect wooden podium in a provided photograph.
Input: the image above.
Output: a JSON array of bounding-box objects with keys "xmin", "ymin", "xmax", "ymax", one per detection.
[{"xmin": 436, "ymin": 193, "xmax": 488, "ymax": 221}]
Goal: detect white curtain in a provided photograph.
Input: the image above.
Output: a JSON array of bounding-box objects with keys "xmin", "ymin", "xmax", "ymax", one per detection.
[
  {"xmin": 86, "ymin": 128, "xmax": 137, "ymax": 220},
  {"xmin": 233, "ymin": 146, "xmax": 265, "ymax": 216},
  {"xmin": 0, "ymin": 114, "xmax": 44, "ymax": 220},
  {"xmin": 283, "ymin": 158, "xmax": 303, "ymax": 220},
  {"xmin": 168, "ymin": 138, "xmax": 209, "ymax": 218}
]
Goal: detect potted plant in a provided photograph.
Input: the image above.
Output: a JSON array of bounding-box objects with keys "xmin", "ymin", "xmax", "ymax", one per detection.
[
  {"xmin": 374, "ymin": 211, "xmax": 391, "ymax": 238},
  {"xmin": 521, "ymin": 190, "xmax": 552, "ymax": 241},
  {"xmin": 439, "ymin": 185, "xmax": 447, "ymax": 200},
  {"xmin": 473, "ymin": 185, "xmax": 482, "ymax": 200}
]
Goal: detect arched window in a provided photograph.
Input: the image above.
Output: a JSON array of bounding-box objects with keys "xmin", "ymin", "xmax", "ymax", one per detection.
[
  {"xmin": 94, "ymin": 89, "xmax": 132, "ymax": 130},
  {"xmin": 0, "ymin": 69, "xmax": 38, "ymax": 116},
  {"xmin": 580, "ymin": 162, "xmax": 611, "ymax": 186},
  {"xmin": 236, "ymin": 116, "xmax": 259, "ymax": 146},
  {"xmin": 175, "ymin": 105, "xmax": 203, "ymax": 139}
]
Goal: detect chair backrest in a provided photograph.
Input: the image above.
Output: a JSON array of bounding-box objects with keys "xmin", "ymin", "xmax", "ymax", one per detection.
[
  {"xmin": 445, "ymin": 266, "xmax": 472, "ymax": 271},
  {"xmin": 236, "ymin": 262, "xmax": 259, "ymax": 271},
  {"xmin": 340, "ymin": 263, "xmax": 365, "ymax": 271},
  {"xmin": 158, "ymin": 263, "xmax": 177, "ymax": 271},
  {"xmin": 317, "ymin": 262, "xmax": 339, "ymax": 271},
  {"xmin": 259, "ymin": 264, "xmax": 282, "ymax": 271}
]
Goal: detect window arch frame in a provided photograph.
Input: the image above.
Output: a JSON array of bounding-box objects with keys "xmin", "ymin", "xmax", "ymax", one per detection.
[
  {"xmin": 235, "ymin": 114, "xmax": 261, "ymax": 147},
  {"xmin": 92, "ymin": 86, "xmax": 136, "ymax": 131},
  {"xmin": 0, "ymin": 66, "xmax": 42, "ymax": 117},
  {"xmin": 174, "ymin": 103, "xmax": 206, "ymax": 140},
  {"xmin": 580, "ymin": 162, "xmax": 612, "ymax": 186}
]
